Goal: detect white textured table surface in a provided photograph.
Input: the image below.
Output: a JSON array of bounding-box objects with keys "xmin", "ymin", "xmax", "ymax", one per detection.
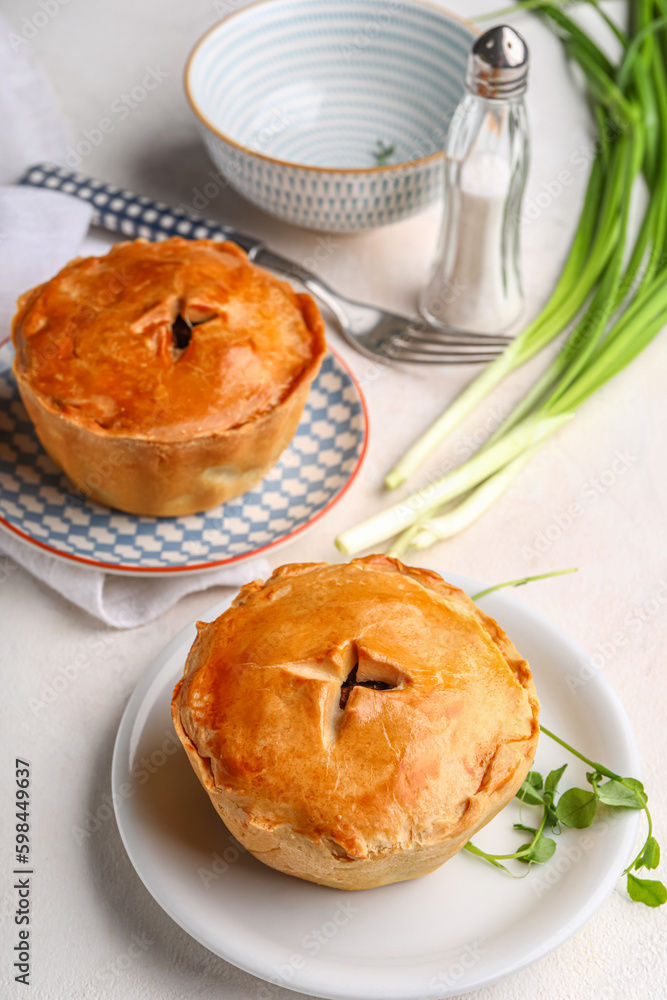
[{"xmin": 2, "ymin": 1, "xmax": 666, "ymax": 999}]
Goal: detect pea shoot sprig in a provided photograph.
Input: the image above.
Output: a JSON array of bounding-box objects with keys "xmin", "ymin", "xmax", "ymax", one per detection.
[
  {"xmin": 464, "ymin": 727, "xmax": 666, "ymax": 907},
  {"xmin": 461, "ymin": 569, "xmax": 666, "ymax": 907}
]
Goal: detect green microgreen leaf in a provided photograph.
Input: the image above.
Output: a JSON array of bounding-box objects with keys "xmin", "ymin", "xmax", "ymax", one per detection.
[
  {"xmin": 597, "ymin": 778, "xmax": 646, "ymax": 809},
  {"xmin": 513, "ymin": 823, "xmax": 537, "ymax": 834},
  {"xmin": 543, "ymin": 809, "xmax": 560, "ymax": 830},
  {"xmin": 516, "ymin": 777, "xmax": 546, "ymax": 806},
  {"xmin": 516, "ymin": 836, "xmax": 557, "ymax": 865},
  {"xmin": 462, "ymin": 842, "xmax": 513, "ymax": 875},
  {"xmin": 622, "ymin": 777, "xmax": 648, "ymax": 805},
  {"xmin": 635, "ymin": 837, "xmax": 661, "ymax": 871},
  {"xmin": 626, "ymin": 874, "xmax": 667, "ymax": 907},
  {"xmin": 545, "ymin": 764, "xmax": 568, "ymax": 797},
  {"xmin": 556, "ymin": 787, "xmax": 599, "ymax": 828},
  {"xmin": 544, "ymin": 802, "xmax": 561, "ymax": 829},
  {"xmin": 373, "ymin": 140, "xmax": 396, "ymax": 167}
]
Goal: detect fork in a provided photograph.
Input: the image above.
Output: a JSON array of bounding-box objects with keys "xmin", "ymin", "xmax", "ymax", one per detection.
[
  {"xmin": 20, "ymin": 164, "xmax": 512, "ymax": 364},
  {"xmin": 252, "ymin": 247, "xmax": 511, "ymax": 363}
]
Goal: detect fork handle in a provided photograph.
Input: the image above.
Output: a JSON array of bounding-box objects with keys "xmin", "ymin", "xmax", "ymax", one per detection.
[
  {"xmin": 19, "ymin": 163, "xmax": 266, "ymax": 256},
  {"xmin": 251, "ymin": 247, "xmax": 351, "ymax": 321},
  {"xmin": 18, "ymin": 163, "xmax": 338, "ymax": 299}
]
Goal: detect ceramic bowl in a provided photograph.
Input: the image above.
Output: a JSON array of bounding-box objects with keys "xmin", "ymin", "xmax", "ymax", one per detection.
[{"xmin": 185, "ymin": 0, "xmax": 475, "ymax": 232}]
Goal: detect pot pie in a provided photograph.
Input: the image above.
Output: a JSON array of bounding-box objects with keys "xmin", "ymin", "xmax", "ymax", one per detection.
[
  {"xmin": 171, "ymin": 555, "xmax": 540, "ymax": 890},
  {"xmin": 11, "ymin": 237, "xmax": 326, "ymax": 516}
]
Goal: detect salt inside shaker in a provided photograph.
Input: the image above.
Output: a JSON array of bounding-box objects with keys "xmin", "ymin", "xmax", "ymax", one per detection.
[{"xmin": 420, "ymin": 25, "xmax": 530, "ymax": 334}]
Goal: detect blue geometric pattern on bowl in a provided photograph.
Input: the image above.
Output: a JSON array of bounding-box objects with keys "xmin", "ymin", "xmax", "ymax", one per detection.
[
  {"xmin": 0, "ymin": 345, "xmax": 367, "ymax": 574},
  {"xmin": 186, "ymin": 0, "xmax": 476, "ymax": 231}
]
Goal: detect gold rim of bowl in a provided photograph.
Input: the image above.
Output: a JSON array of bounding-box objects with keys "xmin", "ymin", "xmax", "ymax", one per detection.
[{"xmin": 184, "ymin": 0, "xmax": 479, "ymax": 176}]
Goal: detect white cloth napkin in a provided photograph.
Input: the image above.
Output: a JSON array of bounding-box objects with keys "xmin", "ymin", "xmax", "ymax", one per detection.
[
  {"xmin": 0, "ymin": 527, "xmax": 269, "ymax": 628},
  {"xmin": 0, "ymin": 29, "xmax": 271, "ymax": 626},
  {"xmin": 0, "ymin": 13, "xmax": 71, "ymax": 186},
  {"xmin": 0, "ymin": 185, "xmax": 94, "ymax": 317}
]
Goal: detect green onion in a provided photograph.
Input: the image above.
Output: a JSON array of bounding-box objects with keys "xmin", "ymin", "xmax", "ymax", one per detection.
[
  {"xmin": 335, "ymin": 414, "xmax": 572, "ymax": 555},
  {"xmin": 336, "ymin": 0, "xmax": 667, "ymax": 558},
  {"xmin": 399, "ymin": 453, "xmax": 532, "ymax": 553},
  {"xmin": 383, "ymin": 142, "xmax": 618, "ymax": 491}
]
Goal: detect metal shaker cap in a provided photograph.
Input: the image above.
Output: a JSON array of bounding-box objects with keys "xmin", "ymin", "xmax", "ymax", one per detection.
[{"xmin": 466, "ymin": 25, "xmax": 529, "ymax": 99}]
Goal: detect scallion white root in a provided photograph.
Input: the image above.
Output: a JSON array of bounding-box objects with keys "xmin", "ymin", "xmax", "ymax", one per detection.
[
  {"xmin": 410, "ymin": 453, "xmax": 532, "ymax": 549},
  {"xmin": 336, "ymin": 414, "xmax": 571, "ymax": 555}
]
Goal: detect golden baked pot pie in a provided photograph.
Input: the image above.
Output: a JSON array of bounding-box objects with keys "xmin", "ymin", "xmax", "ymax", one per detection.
[
  {"xmin": 11, "ymin": 238, "xmax": 326, "ymax": 516},
  {"xmin": 171, "ymin": 555, "xmax": 540, "ymax": 890}
]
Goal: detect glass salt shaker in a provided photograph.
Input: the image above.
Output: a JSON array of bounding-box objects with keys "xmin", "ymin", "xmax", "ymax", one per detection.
[{"xmin": 420, "ymin": 25, "xmax": 530, "ymax": 335}]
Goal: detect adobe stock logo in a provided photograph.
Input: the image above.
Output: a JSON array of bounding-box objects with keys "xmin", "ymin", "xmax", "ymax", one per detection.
[
  {"xmin": 7, "ymin": 0, "xmax": 74, "ymax": 51},
  {"xmin": 521, "ymin": 448, "xmax": 637, "ymax": 559},
  {"xmin": 271, "ymin": 900, "xmax": 360, "ymax": 987},
  {"xmin": 427, "ymin": 938, "xmax": 488, "ymax": 994},
  {"xmin": 63, "ymin": 66, "xmax": 169, "ymax": 168}
]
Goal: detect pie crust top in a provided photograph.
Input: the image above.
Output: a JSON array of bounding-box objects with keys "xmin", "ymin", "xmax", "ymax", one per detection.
[
  {"xmin": 12, "ymin": 237, "xmax": 325, "ymax": 442},
  {"xmin": 173, "ymin": 556, "xmax": 540, "ymax": 861}
]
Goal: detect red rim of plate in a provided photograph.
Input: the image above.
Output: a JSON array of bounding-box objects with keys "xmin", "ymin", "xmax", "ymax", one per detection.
[{"xmin": 0, "ymin": 341, "xmax": 369, "ymax": 574}]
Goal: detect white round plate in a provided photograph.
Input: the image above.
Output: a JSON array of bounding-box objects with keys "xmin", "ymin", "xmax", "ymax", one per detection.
[
  {"xmin": 0, "ymin": 343, "xmax": 367, "ymax": 576},
  {"xmin": 112, "ymin": 571, "xmax": 641, "ymax": 999}
]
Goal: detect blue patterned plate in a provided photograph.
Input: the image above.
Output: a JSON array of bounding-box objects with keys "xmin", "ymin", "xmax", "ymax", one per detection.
[{"xmin": 0, "ymin": 344, "xmax": 367, "ymax": 575}]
